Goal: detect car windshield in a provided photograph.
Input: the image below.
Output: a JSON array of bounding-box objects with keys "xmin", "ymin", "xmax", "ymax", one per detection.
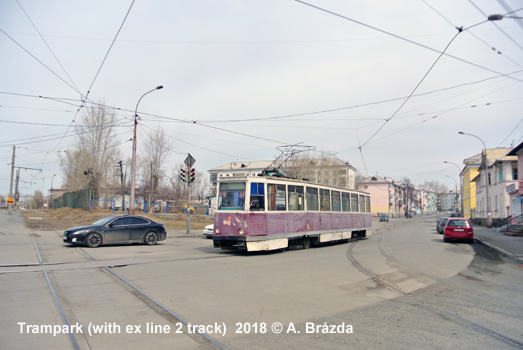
[
  {"xmin": 91, "ymin": 217, "xmax": 117, "ymax": 226},
  {"xmin": 447, "ymin": 219, "xmax": 470, "ymax": 227}
]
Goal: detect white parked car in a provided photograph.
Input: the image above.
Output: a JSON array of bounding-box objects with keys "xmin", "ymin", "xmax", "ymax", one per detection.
[{"xmin": 203, "ymin": 224, "xmax": 214, "ymax": 239}]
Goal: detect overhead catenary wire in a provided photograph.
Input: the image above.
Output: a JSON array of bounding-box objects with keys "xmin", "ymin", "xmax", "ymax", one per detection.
[
  {"xmin": 468, "ymin": 0, "xmax": 523, "ymax": 52},
  {"xmin": 15, "ymin": 0, "xmax": 81, "ymax": 92},
  {"xmin": 292, "ymin": 0, "xmax": 523, "ymax": 83},
  {"xmin": 423, "ymin": 0, "xmax": 523, "ymax": 68}
]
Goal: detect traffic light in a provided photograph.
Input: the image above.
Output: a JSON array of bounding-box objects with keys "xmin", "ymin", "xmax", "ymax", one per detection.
[
  {"xmin": 180, "ymin": 169, "xmax": 187, "ymax": 182},
  {"xmin": 189, "ymin": 168, "xmax": 196, "ymax": 183}
]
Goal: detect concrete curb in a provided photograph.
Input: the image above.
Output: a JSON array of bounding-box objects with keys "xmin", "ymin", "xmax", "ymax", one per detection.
[{"xmin": 474, "ymin": 237, "xmax": 523, "ymax": 263}]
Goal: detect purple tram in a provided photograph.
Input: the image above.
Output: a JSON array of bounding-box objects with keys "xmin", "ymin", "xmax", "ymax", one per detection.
[{"xmin": 212, "ymin": 174, "xmax": 372, "ymax": 252}]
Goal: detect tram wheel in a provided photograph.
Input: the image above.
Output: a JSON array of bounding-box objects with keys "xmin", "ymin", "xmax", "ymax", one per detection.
[{"xmin": 303, "ymin": 237, "xmax": 310, "ymax": 249}]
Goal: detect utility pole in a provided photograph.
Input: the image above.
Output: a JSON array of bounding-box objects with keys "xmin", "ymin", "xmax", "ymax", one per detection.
[
  {"xmin": 187, "ymin": 162, "xmax": 191, "ymax": 234},
  {"xmin": 184, "ymin": 153, "xmax": 196, "ymax": 234},
  {"xmin": 117, "ymin": 161, "xmax": 125, "ymax": 212},
  {"xmin": 14, "ymin": 168, "xmax": 20, "ymax": 206},
  {"xmin": 8, "ymin": 146, "xmax": 15, "ymax": 214}
]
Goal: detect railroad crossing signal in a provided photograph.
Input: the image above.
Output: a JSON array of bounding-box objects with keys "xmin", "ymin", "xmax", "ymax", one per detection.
[{"xmin": 189, "ymin": 168, "xmax": 196, "ymax": 183}]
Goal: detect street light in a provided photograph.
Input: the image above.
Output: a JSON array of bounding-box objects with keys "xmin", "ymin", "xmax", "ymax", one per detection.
[
  {"xmin": 488, "ymin": 14, "xmax": 523, "ymax": 21},
  {"xmin": 445, "ymin": 175, "xmax": 459, "ymax": 214},
  {"xmin": 444, "ymin": 161, "xmax": 463, "ymax": 216},
  {"xmin": 458, "ymin": 131, "xmax": 491, "ymax": 227},
  {"xmin": 130, "ymin": 85, "xmax": 163, "ymax": 214}
]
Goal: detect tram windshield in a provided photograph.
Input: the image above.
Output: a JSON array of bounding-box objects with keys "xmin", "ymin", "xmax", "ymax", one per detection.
[{"xmin": 218, "ymin": 182, "xmax": 246, "ymax": 210}]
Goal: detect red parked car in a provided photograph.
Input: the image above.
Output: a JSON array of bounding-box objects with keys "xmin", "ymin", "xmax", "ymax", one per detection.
[{"xmin": 443, "ymin": 218, "xmax": 474, "ymax": 244}]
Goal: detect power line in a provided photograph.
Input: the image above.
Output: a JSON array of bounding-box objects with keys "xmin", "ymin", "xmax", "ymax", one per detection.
[
  {"xmin": 0, "ymin": 28, "xmax": 83, "ymax": 96},
  {"xmin": 15, "ymin": 0, "xmax": 80, "ymax": 92},
  {"xmin": 467, "ymin": 0, "xmax": 523, "ymax": 53},
  {"xmin": 423, "ymin": 0, "xmax": 523, "ymax": 68},
  {"xmin": 292, "ymin": 0, "xmax": 523, "ymax": 83},
  {"xmin": 496, "ymin": 117, "xmax": 523, "ymax": 147},
  {"xmin": 359, "ymin": 27, "xmax": 471, "ymax": 149}
]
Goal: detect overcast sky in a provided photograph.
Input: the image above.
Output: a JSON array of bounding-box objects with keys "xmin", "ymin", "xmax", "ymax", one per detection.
[{"xmin": 1, "ymin": 0, "xmax": 522, "ymax": 197}]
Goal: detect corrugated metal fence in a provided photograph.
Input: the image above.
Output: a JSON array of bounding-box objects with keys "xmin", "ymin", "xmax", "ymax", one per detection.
[{"xmin": 53, "ymin": 189, "xmax": 91, "ymax": 211}]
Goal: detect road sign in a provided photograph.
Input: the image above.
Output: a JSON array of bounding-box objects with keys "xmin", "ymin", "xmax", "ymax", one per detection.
[
  {"xmin": 7, "ymin": 197, "xmax": 14, "ymax": 203},
  {"xmin": 184, "ymin": 154, "xmax": 196, "ymax": 168}
]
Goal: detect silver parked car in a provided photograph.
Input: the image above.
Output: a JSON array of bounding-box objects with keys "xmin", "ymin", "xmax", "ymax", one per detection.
[
  {"xmin": 203, "ymin": 224, "xmax": 214, "ymax": 239},
  {"xmin": 436, "ymin": 217, "xmax": 449, "ymax": 234}
]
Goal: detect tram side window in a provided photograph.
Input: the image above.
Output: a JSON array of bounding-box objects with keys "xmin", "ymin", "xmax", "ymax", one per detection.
[
  {"xmin": 320, "ymin": 189, "xmax": 331, "ymax": 211},
  {"xmin": 288, "ymin": 185, "xmax": 304, "ymax": 211},
  {"xmin": 250, "ymin": 182, "xmax": 265, "ymax": 211},
  {"xmin": 365, "ymin": 196, "xmax": 371, "ymax": 213},
  {"xmin": 306, "ymin": 187, "xmax": 319, "ymax": 211},
  {"xmin": 218, "ymin": 182, "xmax": 246, "ymax": 210},
  {"xmin": 342, "ymin": 192, "xmax": 351, "ymax": 212},
  {"xmin": 332, "ymin": 191, "xmax": 341, "ymax": 211},
  {"xmin": 268, "ymin": 184, "xmax": 286, "ymax": 211},
  {"xmin": 359, "ymin": 195, "xmax": 365, "ymax": 213},
  {"xmin": 351, "ymin": 193, "xmax": 359, "ymax": 212}
]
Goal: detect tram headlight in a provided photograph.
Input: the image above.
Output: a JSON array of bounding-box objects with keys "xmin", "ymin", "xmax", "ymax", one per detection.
[
  {"xmin": 238, "ymin": 228, "xmax": 245, "ymax": 235},
  {"xmin": 215, "ymin": 228, "xmax": 220, "ymax": 234}
]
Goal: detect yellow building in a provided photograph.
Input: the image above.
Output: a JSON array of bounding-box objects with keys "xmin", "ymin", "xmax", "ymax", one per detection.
[
  {"xmin": 461, "ymin": 154, "xmax": 480, "ymax": 219},
  {"xmin": 461, "ymin": 149, "xmax": 513, "ymax": 219}
]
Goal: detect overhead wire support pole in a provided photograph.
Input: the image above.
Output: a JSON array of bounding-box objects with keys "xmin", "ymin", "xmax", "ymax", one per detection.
[
  {"xmin": 187, "ymin": 157, "xmax": 191, "ymax": 234},
  {"xmin": 8, "ymin": 146, "xmax": 15, "ymax": 214},
  {"xmin": 129, "ymin": 85, "xmax": 163, "ymax": 215},
  {"xmin": 459, "ymin": 132, "xmax": 492, "ymax": 227}
]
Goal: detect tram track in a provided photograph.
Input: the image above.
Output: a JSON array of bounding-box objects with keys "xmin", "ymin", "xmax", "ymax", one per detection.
[
  {"xmin": 29, "ymin": 234, "xmax": 229, "ymax": 350},
  {"xmin": 347, "ymin": 226, "xmax": 523, "ymax": 349},
  {"xmin": 347, "ymin": 239, "xmax": 409, "ymax": 296}
]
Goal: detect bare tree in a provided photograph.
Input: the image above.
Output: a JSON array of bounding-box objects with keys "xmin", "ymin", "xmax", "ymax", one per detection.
[
  {"xmin": 283, "ymin": 152, "xmax": 355, "ymax": 189},
  {"xmin": 59, "ymin": 101, "xmax": 122, "ymax": 202},
  {"xmin": 32, "ymin": 190, "xmax": 43, "ymax": 209},
  {"xmin": 423, "ymin": 180, "xmax": 448, "ymax": 193},
  {"xmin": 138, "ymin": 127, "xmax": 173, "ymax": 208}
]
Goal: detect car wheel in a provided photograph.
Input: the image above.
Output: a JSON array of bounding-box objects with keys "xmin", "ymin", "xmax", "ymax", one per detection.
[
  {"xmin": 85, "ymin": 233, "xmax": 102, "ymax": 248},
  {"xmin": 443, "ymin": 237, "xmax": 449, "ymax": 243},
  {"xmin": 144, "ymin": 231, "xmax": 159, "ymax": 245}
]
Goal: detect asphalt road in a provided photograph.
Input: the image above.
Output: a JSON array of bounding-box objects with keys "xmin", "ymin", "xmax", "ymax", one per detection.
[{"xmin": 1, "ymin": 210, "xmax": 522, "ymax": 350}]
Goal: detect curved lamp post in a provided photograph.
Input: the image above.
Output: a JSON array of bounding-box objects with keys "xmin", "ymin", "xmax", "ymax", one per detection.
[
  {"xmin": 444, "ymin": 161, "xmax": 463, "ymax": 216},
  {"xmin": 459, "ymin": 131, "xmax": 491, "ymax": 227},
  {"xmin": 130, "ymin": 85, "xmax": 163, "ymax": 214},
  {"xmin": 445, "ymin": 175, "xmax": 459, "ymax": 214}
]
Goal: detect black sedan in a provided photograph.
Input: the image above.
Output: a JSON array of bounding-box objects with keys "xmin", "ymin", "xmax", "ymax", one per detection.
[{"xmin": 63, "ymin": 215, "xmax": 167, "ymax": 248}]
